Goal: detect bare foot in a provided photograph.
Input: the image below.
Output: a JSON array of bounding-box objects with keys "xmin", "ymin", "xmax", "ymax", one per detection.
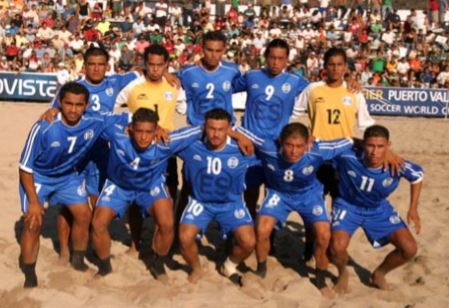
[
  {"xmin": 126, "ymin": 247, "xmax": 139, "ymax": 258},
  {"xmin": 188, "ymin": 267, "xmax": 203, "ymax": 284},
  {"xmin": 320, "ymin": 286, "xmax": 335, "ymax": 299},
  {"xmin": 58, "ymin": 251, "xmax": 70, "ymax": 265},
  {"xmin": 371, "ymin": 270, "xmax": 392, "ymax": 290},
  {"xmin": 333, "ymin": 270, "xmax": 350, "ymax": 294}
]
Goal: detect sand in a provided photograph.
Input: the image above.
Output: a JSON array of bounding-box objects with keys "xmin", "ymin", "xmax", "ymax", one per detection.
[{"xmin": 1, "ymin": 101, "xmax": 449, "ymax": 308}]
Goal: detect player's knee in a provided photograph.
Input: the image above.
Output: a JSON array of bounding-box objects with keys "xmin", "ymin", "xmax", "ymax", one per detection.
[
  {"xmin": 157, "ymin": 219, "xmax": 174, "ymax": 235},
  {"xmin": 316, "ymin": 228, "xmax": 331, "ymax": 248},
  {"xmin": 91, "ymin": 217, "xmax": 108, "ymax": 235},
  {"xmin": 73, "ymin": 207, "xmax": 92, "ymax": 226},
  {"xmin": 330, "ymin": 237, "xmax": 348, "ymax": 256},
  {"xmin": 23, "ymin": 220, "xmax": 41, "ymax": 236},
  {"xmin": 239, "ymin": 234, "xmax": 256, "ymax": 253},
  {"xmin": 256, "ymin": 223, "xmax": 273, "ymax": 241},
  {"xmin": 401, "ymin": 238, "xmax": 418, "ymax": 260}
]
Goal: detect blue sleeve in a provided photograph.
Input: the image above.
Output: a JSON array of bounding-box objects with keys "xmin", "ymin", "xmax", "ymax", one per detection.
[
  {"xmin": 100, "ymin": 113, "xmax": 131, "ymax": 139},
  {"xmin": 235, "ymin": 126, "xmax": 277, "ymax": 153},
  {"xmin": 295, "ymin": 76, "xmax": 309, "ymax": 96},
  {"xmin": 50, "ymin": 88, "xmax": 61, "ymax": 108},
  {"xmin": 118, "ymin": 72, "xmax": 138, "ymax": 89},
  {"xmin": 314, "ymin": 138, "xmax": 354, "ymax": 161},
  {"xmin": 19, "ymin": 122, "xmax": 44, "ymax": 173},
  {"xmin": 400, "ymin": 161, "xmax": 424, "ymax": 184},
  {"xmin": 232, "ymin": 73, "xmax": 248, "ymax": 93},
  {"xmin": 168, "ymin": 126, "xmax": 203, "ymax": 154}
]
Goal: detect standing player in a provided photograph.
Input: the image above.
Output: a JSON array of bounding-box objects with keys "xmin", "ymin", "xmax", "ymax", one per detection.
[
  {"xmin": 239, "ymin": 123, "xmax": 354, "ymax": 297},
  {"xmin": 91, "ymin": 108, "xmax": 202, "ymax": 280},
  {"xmin": 293, "ymin": 47, "xmax": 375, "ymax": 261},
  {"xmin": 233, "ymin": 38, "xmax": 309, "ymax": 218},
  {"xmin": 18, "ymin": 82, "xmax": 129, "ymax": 288},
  {"xmin": 178, "ymin": 30, "xmax": 241, "ymax": 126},
  {"xmin": 178, "ymin": 109, "xmax": 258, "ymax": 284},
  {"xmin": 330, "ymin": 125, "xmax": 423, "ymax": 293}
]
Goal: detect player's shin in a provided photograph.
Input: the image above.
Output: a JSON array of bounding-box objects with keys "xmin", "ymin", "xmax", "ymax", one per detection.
[{"xmin": 20, "ymin": 226, "xmax": 41, "ymax": 288}]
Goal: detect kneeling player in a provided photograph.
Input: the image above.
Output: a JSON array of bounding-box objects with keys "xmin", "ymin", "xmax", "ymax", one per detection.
[
  {"xmin": 91, "ymin": 108, "xmax": 202, "ymax": 280},
  {"xmin": 239, "ymin": 123, "xmax": 354, "ymax": 296},
  {"xmin": 330, "ymin": 125, "xmax": 423, "ymax": 293},
  {"xmin": 178, "ymin": 109, "xmax": 258, "ymax": 284}
]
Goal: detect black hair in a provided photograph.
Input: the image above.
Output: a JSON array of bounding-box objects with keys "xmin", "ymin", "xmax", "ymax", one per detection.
[
  {"xmin": 59, "ymin": 82, "xmax": 89, "ymax": 103},
  {"xmin": 144, "ymin": 44, "xmax": 169, "ymax": 63},
  {"xmin": 279, "ymin": 123, "xmax": 309, "ymax": 144},
  {"xmin": 323, "ymin": 47, "xmax": 347, "ymax": 67},
  {"xmin": 132, "ymin": 108, "xmax": 159, "ymax": 125},
  {"xmin": 83, "ymin": 46, "xmax": 110, "ymax": 62},
  {"xmin": 202, "ymin": 30, "xmax": 227, "ymax": 46},
  {"xmin": 363, "ymin": 125, "xmax": 390, "ymax": 141},
  {"xmin": 205, "ymin": 108, "xmax": 231, "ymax": 123},
  {"xmin": 264, "ymin": 38, "xmax": 290, "ymax": 58}
]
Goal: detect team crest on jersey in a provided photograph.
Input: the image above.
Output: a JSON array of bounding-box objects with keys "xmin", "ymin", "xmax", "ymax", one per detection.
[
  {"xmin": 312, "ymin": 205, "xmax": 324, "ymax": 216},
  {"xmin": 302, "ymin": 165, "xmax": 314, "ymax": 175},
  {"xmin": 137, "ymin": 93, "xmax": 148, "ymax": 100},
  {"xmin": 192, "ymin": 82, "xmax": 199, "ymax": 88},
  {"xmin": 251, "ymin": 84, "xmax": 259, "ymax": 89},
  {"xmin": 389, "ymin": 215, "xmax": 401, "ymax": 225},
  {"xmin": 106, "ymin": 87, "xmax": 114, "ymax": 96},
  {"xmin": 267, "ymin": 164, "xmax": 275, "ymax": 171},
  {"xmin": 50, "ymin": 141, "xmax": 61, "ymax": 148},
  {"xmin": 281, "ymin": 83, "xmax": 292, "ymax": 94},
  {"xmin": 222, "ymin": 81, "xmax": 231, "ymax": 92},
  {"xmin": 150, "ymin": 186, "xmax": 161, "ymax": 196},
  {"xmin": 227, "ymin": 157, "xmax": 239, "ymax": 169},
  {"xmin": 116, "ymin": 149, "xmax": 126, "ymax": 157},
  {"xmin": 382, "ymin": 177, "xmax": 394, "ymax": 187},
  {"xmin": 234, "ymin": 209, "xmax": 246, "ymax": 219},
  {"xmin": 84, "ymin": 129, "xmax": 94, "ymax": 141},
  {"xmin": 193, "ymin": 154, "xmax": 202, "ymax": 161},
  {"xmin": 164, "ymin": 91, "xmax": 173, "ymax": 101},
  {"xmin": 347, "ymin": 170, "xmax": 357, "ymax": 178},
  {"xmin": 342, "ymin": 96, "xmax": 353, "ymax": 106}
]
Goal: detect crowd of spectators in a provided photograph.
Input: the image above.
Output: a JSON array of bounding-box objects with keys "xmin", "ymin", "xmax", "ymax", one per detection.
[{"xmin": 1, "ymin": 0, "xmax": 449, "ymax": 89}]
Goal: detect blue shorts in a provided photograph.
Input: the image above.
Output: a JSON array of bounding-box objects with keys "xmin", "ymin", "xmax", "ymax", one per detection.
[
  {"xmin": 331, "ymin": 198, "xmax": 407, "ymax": 248},
  {"xmin": 180, "ymin": 197, "xmax": 253, "ymax": 236},
  {"xmin": 19, "ymin": 172, "xmax": 88, "ymax": 213},
  {"xmin": 259, "ymin": 188, "xmax": 329, "ymax": 229},
  {"xmin": 96, "ymin": 178, "xmax": 171, "ymax": 219},
  {"xmin": 82, "ymin": 139, "xmax": 109, "ymax": 196},
  {"xmin": 245, "ymin": 163, "xmax": 265, "ymax": 189}
]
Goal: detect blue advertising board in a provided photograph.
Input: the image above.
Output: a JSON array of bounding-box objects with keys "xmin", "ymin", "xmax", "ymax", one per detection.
[
  {"xmin": 364, "ymin": 86, "xmax": 449, "ymax": 117},
  {"xmin": 0, "ymin": 71, "xmax": 58, "ymax": 102}
]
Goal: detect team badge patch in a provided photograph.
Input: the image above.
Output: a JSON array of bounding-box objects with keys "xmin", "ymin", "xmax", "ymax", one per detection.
[
  {"xmin": 116, "ymin": 149, "xmax": 126, "ymax": 157},
  {"xmin": 281, "ymin": 83, "xmax": 291, "ymax": 94},
  {"xmin": 164, "ymin": 91, "xmax": 173, "ymax": 100},
  {"xmin": 106, "ymin": 87, "xmax": 114, "ymax": 96},
  {"xmin": 383, "ymin": 177, "xmax": 394, "ymax": 187},
  {"xmin": 51, "ymin": 141, "xmax": 61, "ymax": 148},
  {"xmin": 234, "ymin": 209, "xmax": 246, "ymax": 219},
  {"xmin": 312, "ymin": 205, "xmax": 324, "ymax": 216},
  {"xmin": 267, "ymin": 164, "xmax": 275, "ymax": 171},
  {"xmin": 193, "ymin": 154, "xmax": 202, "ymax": 161},
  {"xmin": 302, "ymin": 165, "xmax": 314, "ymax": 175},
  {"xmin": 251, "ymin": 83, "xmax": 259, "ymax": 89},
  {"xmin": 227, "ymin": 157, "xmax": 239, "ymax": 169},
  {"xmin": 389, "ymin": 215, "xmax": 401, "ymax": 224},
  {"xmin": 222, "ymin": 81, "xmax": 231, "ymax": 91},
  {"xmin": 192, "ymin": 82, "xmax": 199, "ymax": 88},
  {"xmin": 150, "ymin": 186, "xmax": 161, "ymax": 197},
  {"xmin": 342, "ymin": 96, "xmax": 353, "ymax": 106},
  {"xmin": 84, "ymin": 129, "xmax": 94, "ymax": 140}
]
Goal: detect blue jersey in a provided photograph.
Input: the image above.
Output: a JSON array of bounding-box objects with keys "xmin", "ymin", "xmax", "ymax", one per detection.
[
  {"xmin": 178, "ymin": 62, "xmax": 241, "ymax": 125},
  {"xmin": 333, "ymin": 149, "xmax": 424, "ymax": 208},
  {"xmin": 178, "ymin": 138, "xmax": 258, "ymax": 203},
  {"xmin": 19, "ymin": 113, "xmax": 130, "ymax": 177},
  {"xmin": 243, "ymin": 128, "xmax": 353, "ymax": 194},
  {"xmin": 51, "ymin": 72, "xmax": 138, "ymax": 116},
  {"xmin": 103, "ymin": 126, "xmax": 202, "ymax": 191},
  {"xmin": 234, "ymin": 69, "xmax": 308, "ymax": 140}
]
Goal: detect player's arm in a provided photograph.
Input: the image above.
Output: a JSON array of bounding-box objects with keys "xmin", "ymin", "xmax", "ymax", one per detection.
[
  {"xmin": 163, "ymin": 71, "xmax": 181, "ymax": 88},
  {"xmin": 290, "ymin": 84, "xmax": 311, "ymax": 120},
  {"xmin": 402, "ymin": 161, "xmax": 424, "ymax": 234},
  {"xmin": 40, "ymin": 88, "xmax": 61, "ymax": 122},
  {"xmin": 168, "ymin": 126, "xmax": 203, "ymax": 154},
  {"xmin": 356, "ymin": 93, "xmax": 375, "ymax": 130},
  {"xmin": 19, "ymin": 170, "xmax": 44, "ymax": 230},
  {"xmin": 315, "ymin": 138, "xmax": 354, "ymax": 160},
  {"xmin": 228, "ymin": 127, "xmax": 254, "ymax": 156}
]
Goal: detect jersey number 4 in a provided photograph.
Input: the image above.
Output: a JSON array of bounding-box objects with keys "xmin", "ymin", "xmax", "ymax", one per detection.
[{"xmin": 326, "ymin": 109, "xmax": 341, "ymax": 124}]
